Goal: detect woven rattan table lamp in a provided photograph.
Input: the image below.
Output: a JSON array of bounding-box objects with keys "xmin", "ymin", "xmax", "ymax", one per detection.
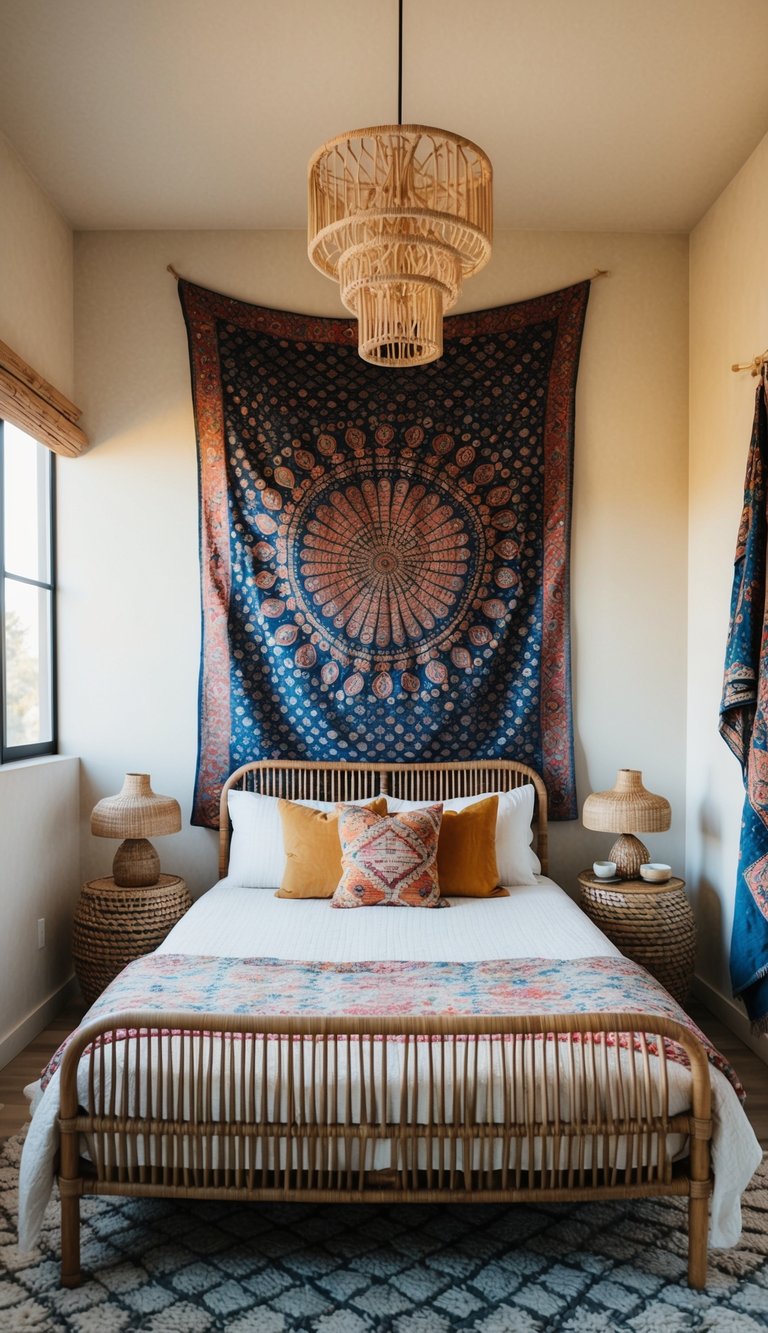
[
  {"xmin": 582, "ymin": 769, "xmax": 671, "ymax": 880},
  {"xmin": 91, "ymin": 773, "xmax": 181, "ymax": 888}
]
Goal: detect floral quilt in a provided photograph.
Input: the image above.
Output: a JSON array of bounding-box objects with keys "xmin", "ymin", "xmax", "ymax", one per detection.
[{"xmin": 42, "ymin": 954, "xmax": 744, "ymax": 1101}]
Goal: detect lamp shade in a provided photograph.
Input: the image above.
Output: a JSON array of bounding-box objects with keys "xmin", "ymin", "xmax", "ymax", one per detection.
[
  {"xmin": 582, "ymin": 769, "xmax": 670, "ymax": 835},
  {"xmin": 91, "ymin": 773, "xmax": 181, "ymax": 840},
  {"xmin": 308, "ymin": 124, "xmax": 492, "ymax": 366}
]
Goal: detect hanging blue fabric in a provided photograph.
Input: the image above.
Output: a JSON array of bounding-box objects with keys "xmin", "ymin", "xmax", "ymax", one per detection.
[{"xmin": 720, "ymin": 372, "xmax": 768, "ymax": 1032}]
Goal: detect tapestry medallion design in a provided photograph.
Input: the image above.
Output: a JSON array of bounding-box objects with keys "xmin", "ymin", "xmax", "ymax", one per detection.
[
  {"xmin": 272, "ymin": 444, "xmax": 491, "ymax": 677},
  {"xmin": 179, "ymin": 278, "xmax": 590, "ymax": 826}
]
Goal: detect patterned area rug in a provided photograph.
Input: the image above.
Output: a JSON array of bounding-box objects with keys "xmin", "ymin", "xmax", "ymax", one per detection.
[{"xmin": 1, "ymin": 1138, "xmax": 766, "ymax": 1332}]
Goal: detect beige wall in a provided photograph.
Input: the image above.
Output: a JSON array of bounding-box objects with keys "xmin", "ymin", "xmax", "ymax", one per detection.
[
  {"xmin": 0, "ymin": 136, "xmax": 80, "ymax": 1065},
  {"xmin": 65, "ymin": 231, "xmax": 689, "ymax": 897},
  {"xmin": 688, "ymin": 128, "xmax": 768, "ymax": 1043},
  {"xmin": 0, "ymin": 130, "xmax": 74, "ymax": 396},
  {"xmin": 0, "ymin": 758, "xmax": 80, "ymax": 1065}
]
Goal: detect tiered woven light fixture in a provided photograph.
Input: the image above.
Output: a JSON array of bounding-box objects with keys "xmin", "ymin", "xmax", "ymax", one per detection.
[
  {"xmin": 91, "ymin": 773, "xmax": 181, "ymax": 888},
  {"xmin": 582, "ymin": 769, "xmax": 671, "ymax": 880},
  {"xmin": 307, "ymin": 2, "xmax": 492, "ymax": 367}
]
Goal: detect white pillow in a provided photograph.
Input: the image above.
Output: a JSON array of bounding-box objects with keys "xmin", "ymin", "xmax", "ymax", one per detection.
[
  {"xmin": 227, "ymin": 790, "xmax": 375, "ymax": 888},
  {"xmin": 385, "ymin": 785, "xmax": 540, "ymax": 886}
]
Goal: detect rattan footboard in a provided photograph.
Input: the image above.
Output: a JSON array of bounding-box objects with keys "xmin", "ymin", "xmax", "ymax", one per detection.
[{"xmin": 58, "ymin": 1010, "xmax": 712, "ymax": 1289}]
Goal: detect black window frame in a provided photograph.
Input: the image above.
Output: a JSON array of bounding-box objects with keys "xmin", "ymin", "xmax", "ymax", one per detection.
[{"xmin": 0, "ymin": 418, "xmax": 58, "ymax": 762}]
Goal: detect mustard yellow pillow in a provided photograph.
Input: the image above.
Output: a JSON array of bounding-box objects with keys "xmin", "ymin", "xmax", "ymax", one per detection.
[
  {"xmin": 276, "ymin": 798, "xmax": 387, "ymax": 899},
  {"xmin": 436, "ymin": 794, "xmax": 501, "ymax": 897}
]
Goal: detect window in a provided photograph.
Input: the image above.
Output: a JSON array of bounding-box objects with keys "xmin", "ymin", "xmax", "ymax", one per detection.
[{"xmin": 0, "ymin": 420, "xmax": 56, "ymax": 760}]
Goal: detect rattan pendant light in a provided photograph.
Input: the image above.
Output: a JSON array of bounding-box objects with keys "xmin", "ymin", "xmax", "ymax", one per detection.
[{"xmin": 307, "ymin": 2, "xmax": 492, "ymax": 367}]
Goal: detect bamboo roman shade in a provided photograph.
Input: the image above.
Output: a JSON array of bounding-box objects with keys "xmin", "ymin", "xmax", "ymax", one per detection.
[{"xmin": 0, "ymin": 338, "xmax": 87, "ymax": 457}]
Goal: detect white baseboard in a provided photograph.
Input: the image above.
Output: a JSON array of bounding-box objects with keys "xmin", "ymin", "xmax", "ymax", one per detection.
[
  {"xmin": 0, "ymin": 974, "xmax": 80, "ymax": 1071},
  {"xmin": 692, "ymin": 974, "xmax": 768, "ymax": 1067}
]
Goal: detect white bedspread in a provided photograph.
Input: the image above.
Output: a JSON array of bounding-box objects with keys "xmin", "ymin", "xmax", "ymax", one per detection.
[
  {"xmin": 158, "ymin": 876, "xmax": 625, "ymax": 962},
  {"xmin": 19, "ymin": 877, "xmax": 762, "ymax": 1251}
]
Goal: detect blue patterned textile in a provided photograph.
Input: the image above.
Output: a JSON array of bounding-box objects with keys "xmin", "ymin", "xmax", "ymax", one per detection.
[
  {"xmin": 720, "ymin": 376, "xmax": 768, "ymax": 1031},
  {"xmin": 178, "ymin": 280, "xmax": 589, "ymax": 827}
]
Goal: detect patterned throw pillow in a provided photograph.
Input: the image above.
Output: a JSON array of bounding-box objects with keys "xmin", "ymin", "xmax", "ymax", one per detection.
[{"xmin": 331, "ymin": 804, "xmax": 447, "ymax": 908}]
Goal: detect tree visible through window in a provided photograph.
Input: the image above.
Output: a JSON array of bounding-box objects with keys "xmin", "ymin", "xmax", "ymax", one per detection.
[{"xmin": 1, "ymin": 420, "xmax": 56, "ymax": 760}]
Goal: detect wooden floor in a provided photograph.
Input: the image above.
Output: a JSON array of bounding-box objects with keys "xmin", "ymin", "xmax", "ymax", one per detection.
[
  {"xmin": 0, "ymin": 1000, "xmax": 85, "ymax": 1140},
  {"xmin": 1, "ymin": 996, "xmax": 766, "ymax": 1144},
  {"xmin": 686, "ymin": 998, "xmax": 768, "ymax": 1145}
]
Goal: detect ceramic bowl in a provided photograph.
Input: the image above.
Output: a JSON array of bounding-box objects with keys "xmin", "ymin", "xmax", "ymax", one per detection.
[
  {"xmin": 593, "ymin": 860, "xmax": 617, "ymax": 879},
  {"xmin": 639, "ymin": 862, "xmax": 671, "ymax": 883}
]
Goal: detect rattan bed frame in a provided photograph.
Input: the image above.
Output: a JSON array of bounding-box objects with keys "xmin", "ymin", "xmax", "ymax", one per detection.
[{"xmin": 57, "ymin": 759, "xmax": 712, "ymax": 1289}]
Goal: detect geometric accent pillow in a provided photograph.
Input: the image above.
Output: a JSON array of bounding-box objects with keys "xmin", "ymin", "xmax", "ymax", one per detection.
[
  {"xmin": 276, "ymin": 797, "xmax": 388, "ymax": 899},
  {"xmin": 331, "ymin": 804, "xmax": 447, "ymax": 908}
]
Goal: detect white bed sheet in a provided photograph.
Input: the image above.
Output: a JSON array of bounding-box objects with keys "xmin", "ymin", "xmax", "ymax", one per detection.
[
  {"xmin": 157, "ymin": 876, "xmax": 625, "ymax": 962},
  {"xmin": 19, "ymin": 877, "xmax": 762, "ymax": 1252}
]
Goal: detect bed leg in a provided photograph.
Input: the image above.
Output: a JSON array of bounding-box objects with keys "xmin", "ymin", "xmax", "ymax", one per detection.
[
  {"xmin": 60, "ymin": 1181, "xmax": 82, "ymax": 1288},
  {"xmin": 687, "ymin": 1190, "xmax": 708, "ymax": 1289}
]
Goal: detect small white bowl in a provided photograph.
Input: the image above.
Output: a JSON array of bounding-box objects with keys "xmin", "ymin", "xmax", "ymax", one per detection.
[
  {"xmin": 639, "ymin": 862, "xmax": 671, "ymax": 883},
  {"xmin": 593, "ymin": 860, "xmax": 617, "ymax": 879}
]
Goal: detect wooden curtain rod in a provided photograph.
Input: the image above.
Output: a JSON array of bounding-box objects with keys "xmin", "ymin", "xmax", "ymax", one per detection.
[
  {"xmin": 166, "ymin": 264, "xmax": 610, "ymax": 284},
  {"xmin": 731, "ymin": 349, "xmax": 768, "ymax": 376}
]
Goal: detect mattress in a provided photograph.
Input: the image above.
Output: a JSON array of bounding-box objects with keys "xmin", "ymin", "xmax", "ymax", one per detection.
[{"xmin": 19, "ymin": 877, "xmax": 762, "ymax": 1252}]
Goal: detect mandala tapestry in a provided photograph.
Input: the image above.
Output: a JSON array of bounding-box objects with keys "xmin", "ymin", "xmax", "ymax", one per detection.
[{"xmin": 179, "ymin": 278, "xmax": 590, "ymax": 827}]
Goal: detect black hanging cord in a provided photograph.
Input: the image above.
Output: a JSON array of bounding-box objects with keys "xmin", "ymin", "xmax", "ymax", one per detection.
[{"xmin": 397, "ymin": 0, "xmax": 403, "ymax": 125}]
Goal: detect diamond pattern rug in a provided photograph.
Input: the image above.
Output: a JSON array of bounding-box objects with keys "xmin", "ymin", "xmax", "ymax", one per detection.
[{"xmin": 1, "ymin": 1137, "xmax": 766, "ymax": 1332}]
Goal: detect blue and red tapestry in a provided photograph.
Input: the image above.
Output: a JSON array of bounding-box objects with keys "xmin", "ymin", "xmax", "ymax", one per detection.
[
  {"xmin": 179, "ymin": 279, "xmax": 590, "ymax": 828},
  {"xmin": 720, "ymin": 374, "xmax": 768, "ymax": 1032}
]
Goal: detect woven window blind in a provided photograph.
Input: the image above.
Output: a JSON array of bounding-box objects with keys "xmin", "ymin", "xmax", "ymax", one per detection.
[{"xmin": 0, "ymin": 338, "xmax": 87, "ymax": 457}]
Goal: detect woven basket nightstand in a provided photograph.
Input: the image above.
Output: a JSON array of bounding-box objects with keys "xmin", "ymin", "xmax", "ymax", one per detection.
[
  {"xmin": 578, "ymin": 871, "xmax": 696, "ymax": 1005},
  {"xmin": 73, "ymin": 874, "xmax": 191, "ymax": 1006}
]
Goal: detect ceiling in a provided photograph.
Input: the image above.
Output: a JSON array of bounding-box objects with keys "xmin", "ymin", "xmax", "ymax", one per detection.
[{"xmin": 1, "ymin": 0, "xmax": 768, "ymax": 233}]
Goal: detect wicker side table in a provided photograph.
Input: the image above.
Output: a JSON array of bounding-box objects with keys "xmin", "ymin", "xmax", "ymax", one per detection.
[
  {"xmin": 577, "ymin": 871, "xmax": 696, "ymax": 1005},
  {"xmin": 73, "ymin": 874, "xmax": 191, "ymax": 1006}
]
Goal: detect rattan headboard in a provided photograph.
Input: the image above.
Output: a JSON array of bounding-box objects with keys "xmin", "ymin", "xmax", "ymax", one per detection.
[{"xmin": 218, "ymin": 759, "xmax": 548, "ymax": 878}]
